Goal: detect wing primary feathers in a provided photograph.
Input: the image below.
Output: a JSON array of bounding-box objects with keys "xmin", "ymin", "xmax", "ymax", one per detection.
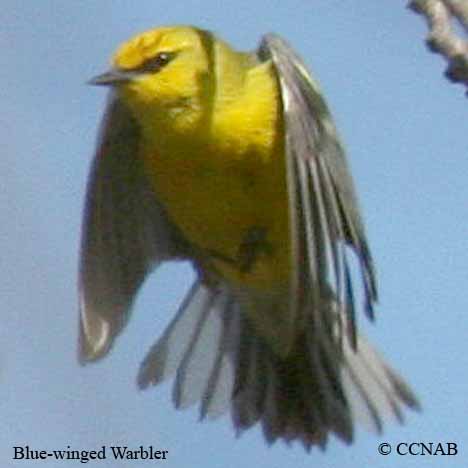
[
  {"xmin": 232, "ymin": 333, "xmax": 263, "ymax": 429},
  {"xmin": 172, "ymin": 288, "xmax": 217, "ymax": 409},
  {"xmin": 360, "ymin": 244, "xmax": 378, "ymax": 321},
  {"xmin": 260, "ymin": 33, "xmax": 378, "ymax": 332},
  {"xmin": 343, "ymin": 257, "xmax": 358, "ymax": 349},
  {"xmin": 307, "ymin": 157, "xmax": 329, "ymax": 288},
  {"xmin": 315, "ymin": 157, "xmax": 348, "ymax": 349},
  {"xmin": 137, "ymin": 281, "xmax": 207, "ymax": 389},
  {"xmin": 79, "ymin": 95, "xmax": 189, "ymax": 362},
  {"xmin": 336, "ymin": 193, "xmax": 377, "ymax": 321},
  {"xmin": 343, "ymin": 356, "xmax": 384, "ymax": 434},
  {"xmin": 173, "ymin": 288, "xmax": 231, "ymax": 410},
  {"xmin": 297, "ymin": 156, "xmax": 319, "ymax": 283},
  {"xmin": 315, "ymin": 158, "xmax": 344, "ymax": 304},
  {"xmin": 200, "ymin": 294, "xmax": 236, "ymax": 419},
  {"xmin": 356, "ymin": 340, "xmax": 421, "ymax": 420},
  {"xmin": 295, "ymin": 156, "xmax": 325, "ymax": 341}
]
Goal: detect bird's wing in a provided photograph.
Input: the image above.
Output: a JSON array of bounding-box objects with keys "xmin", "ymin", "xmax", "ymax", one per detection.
[
  {"xmin": 258, "ymin": 34, "xmax": 378, "ymax": 348},
  {"xmin": 79, "ymin": 93, "xmax": 189, "ymax": 362}
]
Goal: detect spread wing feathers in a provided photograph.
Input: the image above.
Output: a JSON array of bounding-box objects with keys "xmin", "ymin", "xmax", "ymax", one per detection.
[
  {"xmin": 79, "ymin": 94, "xmax": 189, "ymax": 362},
  {"xmin": 258, "ymin": 34, "xmax": 378, "ymax": 348},
  {"xmin": 137, "ymin": 280, "xmax": 420, "ymax": 450},
  {"xmin": 138, "ymin": 281, "xmax": 237, "ymax": 418}
]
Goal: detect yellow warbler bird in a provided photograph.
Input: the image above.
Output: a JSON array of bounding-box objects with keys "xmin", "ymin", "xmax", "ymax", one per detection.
[{"xmin": 79, "ymin": 25, "xmax": 419, "ymax": 449}]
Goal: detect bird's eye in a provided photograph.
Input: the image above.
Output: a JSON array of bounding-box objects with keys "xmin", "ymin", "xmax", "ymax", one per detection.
[{"xmin": 142, "ymin": 52, "xmax": 175, "ymax": 73}]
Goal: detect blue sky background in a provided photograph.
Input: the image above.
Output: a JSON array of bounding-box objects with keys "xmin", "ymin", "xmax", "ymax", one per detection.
[{"xmin": 2, "ymin": 1, "xmax": 467, "ymax": 467}]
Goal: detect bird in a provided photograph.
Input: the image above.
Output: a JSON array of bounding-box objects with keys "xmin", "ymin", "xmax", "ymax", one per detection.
[{"xmin": 79, "ymin": 25, "xmax": 420, "ymax": 450}]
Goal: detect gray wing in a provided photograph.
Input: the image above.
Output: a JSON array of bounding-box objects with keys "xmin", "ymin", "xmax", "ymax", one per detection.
[
  {"xmin": 258, "ymin": 34, "xmax": 377, "ymax": 347},
  {"xmin": 79, "ymin": 93, "xmax": 189, "ymax": 362}
]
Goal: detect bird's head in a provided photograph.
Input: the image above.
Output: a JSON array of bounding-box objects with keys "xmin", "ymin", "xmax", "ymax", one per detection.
[{"xmin": 90, "ymin": 26, "xmax": 212, "ymax": 118}]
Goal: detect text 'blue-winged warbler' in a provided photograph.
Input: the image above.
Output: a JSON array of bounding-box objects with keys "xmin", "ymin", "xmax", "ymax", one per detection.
[{"xmin": 79, "ymin": 25, "xmax": 419, "ymax": 449}]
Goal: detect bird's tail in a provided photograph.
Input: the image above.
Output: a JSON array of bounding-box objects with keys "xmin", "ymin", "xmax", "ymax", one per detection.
[{"xmin": 137, "ymin": 280, "xmax": 420, "ymax": 450}]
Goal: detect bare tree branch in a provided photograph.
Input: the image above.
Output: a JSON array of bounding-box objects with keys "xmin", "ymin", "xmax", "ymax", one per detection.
[{"xmin": 409, "ymin": 0, "xmax": 468, "ymax": 95}]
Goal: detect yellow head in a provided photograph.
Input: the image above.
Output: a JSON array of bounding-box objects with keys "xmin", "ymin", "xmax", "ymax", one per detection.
[{"xmin": 92, "ymin": 26, "xmax": 213, "ymax": 125}]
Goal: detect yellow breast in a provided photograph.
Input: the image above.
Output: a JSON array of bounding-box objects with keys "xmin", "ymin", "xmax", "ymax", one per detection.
[{"xmin": 134, "ymin": 49, "xmax": 291, "ymax": 291}]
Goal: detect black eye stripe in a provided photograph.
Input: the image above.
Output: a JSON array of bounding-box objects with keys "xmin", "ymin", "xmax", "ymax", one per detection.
[{"xmin": 141, "ymin": 51, "xmax": 176, "ymax": 73}]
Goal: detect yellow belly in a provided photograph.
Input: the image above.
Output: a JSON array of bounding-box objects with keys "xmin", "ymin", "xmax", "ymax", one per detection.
[{"xmin": 142, "ymin": 140, "xmax": 291, "ymax": 291}]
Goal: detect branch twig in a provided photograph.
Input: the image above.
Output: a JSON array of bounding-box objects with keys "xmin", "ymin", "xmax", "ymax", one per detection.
[{"xmin": 409, "ymin": 0, "xmax": 468, "ymax": 95}]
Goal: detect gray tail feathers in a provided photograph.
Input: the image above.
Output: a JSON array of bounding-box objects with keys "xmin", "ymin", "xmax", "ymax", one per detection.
[{"xmin": 137, "ymin": 280, "xmax": 420, "ymax": 450}]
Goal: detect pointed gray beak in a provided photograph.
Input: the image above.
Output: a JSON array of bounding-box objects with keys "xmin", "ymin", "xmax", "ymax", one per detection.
[{"xmin": 88, "ymin": 69, "xmax": 133, "ymax": 86}]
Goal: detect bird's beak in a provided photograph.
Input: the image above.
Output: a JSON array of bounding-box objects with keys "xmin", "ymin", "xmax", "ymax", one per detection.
[{"xmin": 88, "ymin": 69, "xmax": 134, "ymax": 86}]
